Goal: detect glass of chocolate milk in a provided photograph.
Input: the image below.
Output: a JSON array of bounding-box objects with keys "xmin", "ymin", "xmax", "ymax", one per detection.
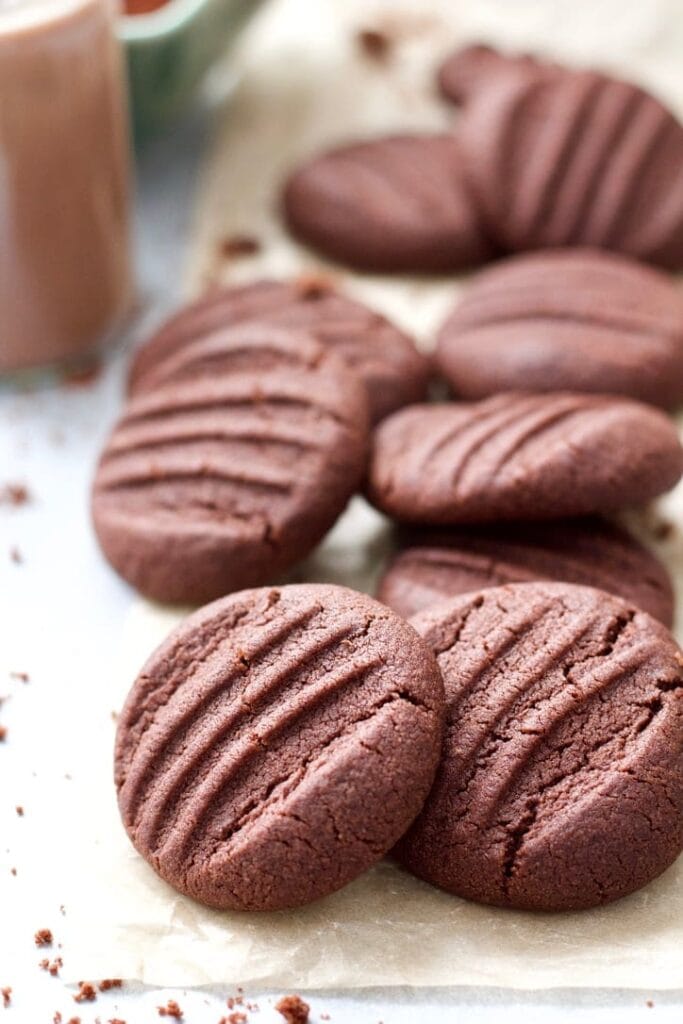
[{"xmin": 0, "ymin": 0, "xmax": 132, "ymax": 371}]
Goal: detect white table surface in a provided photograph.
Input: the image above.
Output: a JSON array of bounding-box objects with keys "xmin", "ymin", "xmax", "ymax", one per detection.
[{"xmin": 1, "ymin": 87, "xmax": 682, "ymax": 1024}]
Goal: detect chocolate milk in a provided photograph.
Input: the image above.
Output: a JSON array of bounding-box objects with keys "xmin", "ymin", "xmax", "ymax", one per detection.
[{"xmin": 0, "ymin": 0, "xmax": 132, "ymax": 370}]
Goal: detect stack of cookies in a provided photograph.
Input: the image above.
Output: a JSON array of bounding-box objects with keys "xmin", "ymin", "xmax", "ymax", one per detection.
[{"xmin": 94, "ymin": 45, "xmax": 683, "ymax": 918}]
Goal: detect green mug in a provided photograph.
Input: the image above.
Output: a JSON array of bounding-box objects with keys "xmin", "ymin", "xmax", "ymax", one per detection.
[{"xmin": 119, "ymin": 0, "xmax": 266, "ymax": 141}]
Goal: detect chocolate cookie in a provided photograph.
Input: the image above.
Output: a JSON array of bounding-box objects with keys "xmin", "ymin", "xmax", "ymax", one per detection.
[
  {"xmin": 367, "ymin": 394, "xmax": 683, "ymax": 523},
  {"xmin": 435, "ymin": 249, "xmax": 683, "ymax": 407},
  {"xmin": 128, "ymin": 278, "xmax": 430, "ymax": 424},
  {"xmin": 453, "ymin": 52, "xmax": 683, "ymax": 268},
  {"xmin": 92, "ymin": 328, "xmax": 369, "ymax": 604},
  {"xmin": 282, "ymin": 134, "xmax": 492, "ymax": 273},
  {"xmin": 115, "ymin": 583, "xmax": 445, "ymax": 911},
  {"xmin": 396, "ymin": 582, "xmax": 683, "ymax": 910},
  {"xmin": 376, "ymin": 518, "xmax": 674, "ymax": 626}
]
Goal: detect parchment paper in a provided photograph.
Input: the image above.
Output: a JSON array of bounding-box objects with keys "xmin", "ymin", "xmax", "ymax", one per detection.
[{"xmin": 65, "ymin": 0, "xmax": 683, "ymax": 989}]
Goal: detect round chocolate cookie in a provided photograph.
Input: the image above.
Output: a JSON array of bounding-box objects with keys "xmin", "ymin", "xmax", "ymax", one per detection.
[
  {"xmin": 455, "ymin": 56, "xmax": 683, "ymax": 268},
  {"xmin": 367, "ymin": 393, "xmax": 683, "ymax": 524},
  {"xmin": 396, "ymin": 581, "xmax": 683, "ymax": 910},
  {"xmin": 115, "ymin": 583, "xmax": 445, "ymax": 911},
  {"xmin": 376, "ymin": 518, "xmax": 674, "ymax": 626},
  {"xmin": 129, "ymin": 278, "xmax": 430, "ymax": 424},
  {"xmin": 92, "ymin": 327, "xmax": 369, "ymax": 604},
  {"xmin": 435, "ymin": 249, "xmax": 683, "ymax": 407},
  {"xmin": 282, "ymin": 134, "xmax": 492, "ymax": 273}
]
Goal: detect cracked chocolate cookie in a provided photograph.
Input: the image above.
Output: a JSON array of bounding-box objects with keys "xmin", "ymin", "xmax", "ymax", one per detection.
[
  {"xmin": 435, "ymin": 249, "xmax": 683, "ymax": 407},
  {"xmin": 92, "ymin": 327, "xmax": 369, "ymax": 604},
  {"xmin": 282, "ymin": 134, "xmax": 492, "ymax": 273},
  {"xmin": 376, "ymin": 518, "xmax": 674, "ymax": 626},
  {"xmin": 367, "ymin": 394, "xmax": 683, "ymax": 523},
  {"xmin": 449, "ymin": 49, "xmax": 683, "ymax": 267},
  {"xmin": 397, "ymin": 581, "xmax": 683, "ymax": 910},
  {"xmin": 115, "ymin": 583, "xmax": 445, "ymax": 911},
  {"xmin": 128, "ymin": 278, "xmax": 430, "ymax": 424}
]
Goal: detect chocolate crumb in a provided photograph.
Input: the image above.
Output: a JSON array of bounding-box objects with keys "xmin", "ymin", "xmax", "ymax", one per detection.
[
  {"xmin": 109, "ymin": 1019, "xmax": 127, "ymax": 1024},
  {"xmin": 294, "ymin": 273, "xmax": 334, "ymax": 300},
  {"xmin": 221, "ymin": 1014, "xmax": 247, "ymax": 1024},
  {"xmin": 653, "ymin": 519, "xmax": 674, "ymax": 540},
  {"xmin": 0, "ymin": 726, "xmax": 6, "ymax": 743},
  {"xmin": 275, "ymin": 995, "xmax": 310, "ymax": 1024},
  {"xmin": 1, "ymin": 988, "xmax": 11, "ymax": 1008},
  {"xmin": 73, "ymin": 982, "xmax": 97, "ymax": 1003},
  {"xmin": 10, "ymin": 868, "xmax": 16, "ymax": 876},
  {"xmin": 10, "ymin": 672, "xmax": 29, "ymax": 683},
  {"xmin": 9, "ymin": 547, "xmax": 22, "ymax": 564},
  {"xmin": 158, "ymin": 1000, "xmax": 183, "ymax": 1019},
  {"xmin": 40, "ymin": 957, "xmax": 62, "ymax": 977},
  {"xmin": 62, "ymin": 359, "xmax": 103, "ymax": 390},
  {"xmin": 356, "ymin": 28, "xmax": 391, "ymax": 60},
  {"xmin": 53, "ymin": 1014, "xmax": 62, "ymax": 1023},
  {"xmin": 98, "ymin": 980, "xmax": 122, "ymax": 992},
  {"xmin": 646, "ymin": 1000, "xmax": 655, "ymax": 1008},
  {"xmin": 67, "ymin": 1018, "xmax": 81, "ymax": 1024},
  {"xmin": 0, "ymin": 483, "xmax": 30, "ymax": 507},
  {"xmin": 15, "ymin": 806, "xmax": 23, "ymax": 816},
  {"xmin": 219, "ymin": 235, "xmax": 262, "ymax": 259},
  {"xmin": 35, "ymin": 929, "xmax": 53, "ymax": 947}
]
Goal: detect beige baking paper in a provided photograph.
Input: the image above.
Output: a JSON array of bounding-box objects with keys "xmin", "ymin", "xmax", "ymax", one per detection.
[{"xmin": 65, "ymin": 0, "xmax": 683, "ymax": 989}]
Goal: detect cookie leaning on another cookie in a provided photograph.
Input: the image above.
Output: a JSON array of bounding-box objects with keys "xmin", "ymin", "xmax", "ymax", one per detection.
[
  {"xmin": 435, "ymin": 249, "xmax": 683, "ymax": 408},
  {"xmin": 282, "ymin": 134, "xmax": 493, "ymax": 274},
  {"xmin": 376, "ymin": 518, "xmax": 674, "ymax": 626},
  {"xmin": 367, "ymin": 393, "xmax": 683, "ymax": 524},
  {"xmin": 128, "ymin": 278, "xmax": 430, "ymax": 424},
  {"xmin": 115, "ymin": 584, "xmax": 445, "ymax": 911},
  {"xmin": 448, "ymin": 48, "xmax": 683, "ymax": 268},
  {"xmin": 397, "ymin": 581, "xmax": 683, "ymax": 911},
  {"xmin": 92, "ymin": 327, "xmax": 369, "ymax": 605}
]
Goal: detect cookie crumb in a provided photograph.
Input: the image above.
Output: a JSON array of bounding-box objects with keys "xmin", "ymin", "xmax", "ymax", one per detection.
[
  {"xmin": 294, "ymin": 273, "xmax": 334, "ymax": 300},
  {"xmin": 10, "ymin": 868, "xmax": 16, "ymax": 876},
  {"xmin": 9, "ymin": 547, "xmax": 22, "ymax": 564},
  {"xmin": 653, "ymin": 519, "xmax": 674, "ymax": 540},
  {"xmin": 109, "ymin": 1019, "xmax": 127, "ymax": 1024},
  {"xmin": 66, "ymin": 1018, "xmax": 81, "ymax": 1024},
  {"xmin": 646, "ymin": 1000, "xmax": 655, "ymax": 1008},
  {"xmin": 35, "ymin": 929, "xmax": 53, "ymax": 947},
  {"xmin": 39, "ymin": 957, "xmax": 62, "ymax": 976},
  {"xmin": 98, "ymin": 980, "xmax": 122, "ymax": 992},
  {"xmin": 53, "ymin": 1014, "xmax": 62, "ymax": 1023},
  {"xmin": 0, "ymin": 483, "xmax": 31, "ymax": 506},
  {"xmin": 0, "ymin": 726, "xmax": 6, "ymax": 742},
  {"xmin": 1, "ymin": 987, "xmax": 11, "ymax": 1008},
  {"xmin": 62, "ymin": 359, "xmax": 102, "ymax": 389},
  {"xmin": 275, "ymin": 994, "xmax": 310, "ymax": 1024},
  {"xmin": 10, "ymin": 671, "xmax": 29, "ymax": 683},
  {"xmin": 219, "ymin": 235, "xmax": 262, "ymax": 259},
  {"xmin": 158, "ymin": 1000, "xmax": 183, "ymax": 1019},
  {"xmin": 15, "ymin": 806, "xmax": 23, "ymax": 816},
  {"xmin": 73, "ymin": 982, "xmax": 97, "ymax": 1003},
  {"xmin": 221, "ymin": 1014, "xmax": 246, "ymax": 1024},
  {"xmin": 356, "ymin": 28, "xmax": 391, "ymax": 60}
]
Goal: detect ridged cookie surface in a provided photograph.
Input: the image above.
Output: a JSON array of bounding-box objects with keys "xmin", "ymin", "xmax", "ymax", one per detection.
[
  {"xmin": 93, "ymin": 327, "xmax": 369, "ymax": 604},
  {"xmin": 367, "ymin": 394, "xmax": 683, "ymax": 523},
  {"xmin": 377, "ymin": 518, "xmax": 674, "ymax": 626},
  {"xmin": 129, "ymin": 279, "xmax": 430, "ymax": 423},
  {"xmin": 115, "ymin": 584, "xmax": 445, "ymax": 911},
  {"xmin": 397, "ymin": 582, "xmax": 683, "ymax": 910},
  {"xmin": 456, "ymin": 55, "xmax": 683, "ymax": 267},
  {"xmin": 283, "ymin": 134, "xmax": 492, "ymax": 273},
  {"xmin": 436, "ymin": 249, "xmax": 683, "ymax": 407}
]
